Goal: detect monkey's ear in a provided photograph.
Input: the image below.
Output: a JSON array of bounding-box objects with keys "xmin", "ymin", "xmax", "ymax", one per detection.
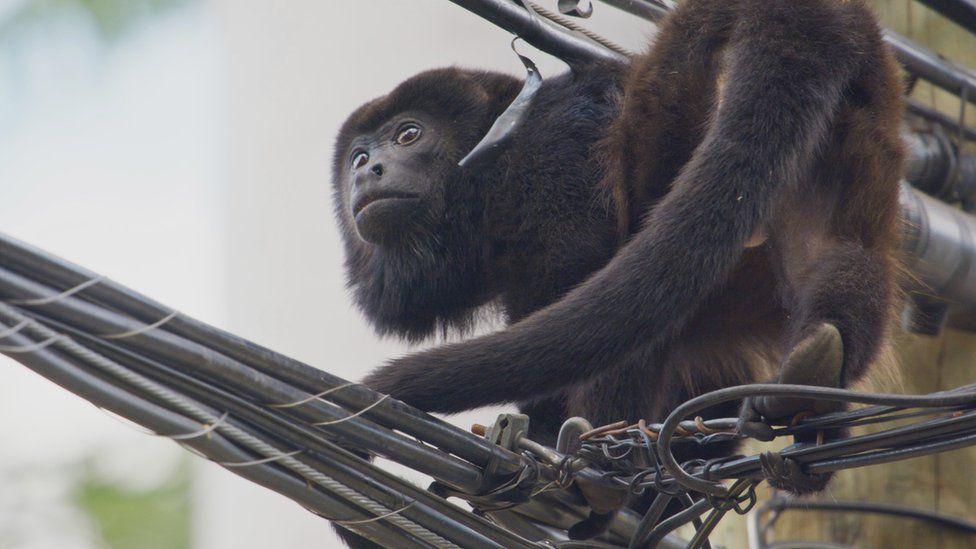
[{"xmin": 473, "ymin": 71, "xmax": 529, "ymax": 118}]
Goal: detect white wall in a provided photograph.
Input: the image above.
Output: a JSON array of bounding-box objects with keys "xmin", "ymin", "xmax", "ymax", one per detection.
[
  {"xmin": 0, "ymin": 3, "xmax": 224, "ymax": 547},
  {"xmin": 202, "ymin": 1, "xmax": 650, "ymax": 547}
]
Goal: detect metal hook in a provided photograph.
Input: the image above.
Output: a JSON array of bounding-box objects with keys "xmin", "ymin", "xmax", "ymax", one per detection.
[{"xmin": 457, "ymin": 38, "xmax": 543, "ymax": 169}]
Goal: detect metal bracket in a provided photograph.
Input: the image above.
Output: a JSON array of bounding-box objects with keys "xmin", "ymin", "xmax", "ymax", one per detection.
[{"xmin": 485, "ymin": 413, "xmax": 531, "ymax": 451}]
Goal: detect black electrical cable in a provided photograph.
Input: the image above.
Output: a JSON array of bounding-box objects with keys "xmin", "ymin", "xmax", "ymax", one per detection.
[{"xmin": 0, "ymin": 231, "xmax": 520, "ymax": 476}]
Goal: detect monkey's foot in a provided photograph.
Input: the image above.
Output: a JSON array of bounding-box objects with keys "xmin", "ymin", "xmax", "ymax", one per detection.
[
  {"xmin": 568, "ymin": 511, "xmax": 614, "ymax": 540},
  {"xmin": 737, "ymin": 323, "xmax": 846, "ymax": 442}
]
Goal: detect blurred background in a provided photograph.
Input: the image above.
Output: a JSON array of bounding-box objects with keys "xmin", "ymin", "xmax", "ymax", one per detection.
[
  {"xmin": 2, "ymin": 1, "xmax": 972, "ymax": 548},
  {"xmin": 0, "ymin": 1, "xmax": 648, "ymax": 547}
]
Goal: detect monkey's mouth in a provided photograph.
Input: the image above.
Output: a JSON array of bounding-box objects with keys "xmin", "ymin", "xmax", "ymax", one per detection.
[{"xmin": 352, "ymin": 191, "xmax": 419, "ymax": 217}]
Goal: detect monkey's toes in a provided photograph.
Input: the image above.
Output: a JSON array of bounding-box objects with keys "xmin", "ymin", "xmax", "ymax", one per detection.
[
  {"xmin": 737, "ymin": 324, "xmax": 846, "ymax": 441},
  {"xmin": 737, "ymin": 397, "xmax": 776, "ymax": 441},
  {"xmin": 760, "ymin": 323, "xmax": 846, "ymax": 419},
  {"xmin": 760, "ymin": 451, "xmax": 833, "ymax": 495}
]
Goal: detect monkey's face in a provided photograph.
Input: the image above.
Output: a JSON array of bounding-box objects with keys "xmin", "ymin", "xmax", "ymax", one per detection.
[
  {"xmin": 339, "ymin": 112, "xmax": 450, "ymax": 245},
  {"xmin": 331, "ymin": 69, "xmax": 521, "ymax": 339}
]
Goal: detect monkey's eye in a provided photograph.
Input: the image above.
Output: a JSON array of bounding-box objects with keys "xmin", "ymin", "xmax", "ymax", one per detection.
[
  {"xmin": 395, "ymin": 124, "xmax": 422, "ymax": 146},
  {"xmin": 351, "ymin": 151, "xmax": 369, "ymax": 170}
]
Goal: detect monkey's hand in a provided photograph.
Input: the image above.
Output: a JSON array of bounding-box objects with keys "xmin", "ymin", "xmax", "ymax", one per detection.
[
  {"xmin": 362, "ymin": 348, "xmax": 474, "ymax": 413},
  {"xmin": 736, "ymin": 323, "xmax": 845, "ymax": 493},
  {"xmin": 362, "ymin": 329, "xmax": 544, "ymax": 414}
]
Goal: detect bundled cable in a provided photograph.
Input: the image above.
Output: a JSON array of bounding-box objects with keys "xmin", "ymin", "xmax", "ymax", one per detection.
[{"xmin": 0, "ymin": 232, "xmax": 537, "ymax": 549}]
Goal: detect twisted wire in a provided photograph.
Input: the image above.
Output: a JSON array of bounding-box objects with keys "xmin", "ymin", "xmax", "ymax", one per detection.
[{"xmin": 525, "ymin": 1, "xmax": 636, "ymax": 57}]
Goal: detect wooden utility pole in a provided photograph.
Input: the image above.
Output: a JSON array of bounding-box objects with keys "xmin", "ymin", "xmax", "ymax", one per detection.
[{"xmin": 714, "ymin": 2, "xmax": 976, "ymax": 547}]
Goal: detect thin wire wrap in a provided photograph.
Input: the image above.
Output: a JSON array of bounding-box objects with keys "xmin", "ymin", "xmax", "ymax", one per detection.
[
  {"xmin": 100, "ymin": 310, "xmax": 179, "ymax": 339},
  {"xmin": 0, "ymin": 334, "xmax": 64, "ymax": 353},
  {"xmin": 167, "ymin": 411, "xmax": 230, "ymax": 440},
  {"xmin": 333, "ymin": 502, "xmax": 417, "ymax": 526},
  {"xmin": 6, "ymin": 275, "xmax": 104, "ymax": 305},
  {"xmin": 267, "ymin": 383, "xmax": 356, "ymax": 409},
  {"xmin": 313, "ymin": 394, "xmax": 391, "ymax": 426}
]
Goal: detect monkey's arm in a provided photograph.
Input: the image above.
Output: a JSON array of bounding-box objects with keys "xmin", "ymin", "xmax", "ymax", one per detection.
[{"xmin": 366, "ymin": 0, "xmax": 872, "ymax": 413}]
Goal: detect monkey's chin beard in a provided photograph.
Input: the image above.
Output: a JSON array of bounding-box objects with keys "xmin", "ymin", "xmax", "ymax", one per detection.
[{"xmin": 353, "ymin": 198, "xmax": 424, "ymax": 246}]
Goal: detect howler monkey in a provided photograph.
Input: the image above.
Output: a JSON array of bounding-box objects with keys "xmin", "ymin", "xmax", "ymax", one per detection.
[{"xmin": 333, "ymin": 0, "xmax": 903, "ymax": 495}]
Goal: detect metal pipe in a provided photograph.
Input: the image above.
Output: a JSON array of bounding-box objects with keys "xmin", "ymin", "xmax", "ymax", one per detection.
[
  {"xmin": 445, "ymin": 0, "xmax": 624, "ymax": 65},
  {"xmin": 884, "ymin": 29, "xmax": 976, "ymax": 104},
  {"xmin": 915, "ymin": 0, "xmax": 976, "ymax": 35},
  {"xmin": 900, "ymin": 183, "xmax": 976, "ymax": 308},
  {"xmin": 903, "ymin": 130, "xmax": 976, "ymax": 203}
]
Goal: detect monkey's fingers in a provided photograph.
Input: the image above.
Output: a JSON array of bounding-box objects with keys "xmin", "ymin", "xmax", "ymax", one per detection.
[
  {"xmin": 736, "ymin": 398, "xmax": 776, "ymax": 441},
  {"xmin": 760, "ymin": 451, "xmax": 833, "ymax": 496}
]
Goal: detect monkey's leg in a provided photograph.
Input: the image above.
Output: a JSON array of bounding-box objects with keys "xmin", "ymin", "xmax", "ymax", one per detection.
[
  {"xmin": 739, "ymin": 242, "xmax": 893, "ymax": 492},
  {"xmin": 518, "ymin": 393, "xmax": 568, "ymax": 447},
  {"xmin": 747, "ymin": 323, "xmax": 846, "ymax": 422},
  {"xmin": 741, "ymin": 241, "xmax": 893, "ymax": 422}
]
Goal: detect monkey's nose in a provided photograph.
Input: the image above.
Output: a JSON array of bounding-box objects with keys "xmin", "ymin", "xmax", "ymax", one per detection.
[{"xmin": 370, "ymin": 163, "xmax": 384, "ymax": 177}]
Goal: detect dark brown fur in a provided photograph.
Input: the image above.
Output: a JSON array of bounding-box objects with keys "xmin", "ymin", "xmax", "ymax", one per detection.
[{"xmin": 333, "ymin": 0, "xmax": 904, "ymax": 506}]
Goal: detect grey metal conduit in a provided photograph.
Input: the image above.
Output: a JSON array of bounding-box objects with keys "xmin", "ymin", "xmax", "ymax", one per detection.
[
  {"xmin": 900, "ymin": 129, "xmax": 976, "ymax": 331},
  {"xmin": 915, "ymin": 0, "xmax": 976, "ymax": 38},
  {"xmin": 900, "ymin": 183, "xmax": 976, "ymax": 311}
]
